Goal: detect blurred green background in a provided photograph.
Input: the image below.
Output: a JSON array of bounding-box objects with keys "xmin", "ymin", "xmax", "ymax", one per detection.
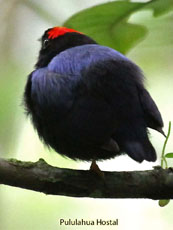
[{"xmin": 0, "ymin": 0, "xmax": 173, "ymax": 229}]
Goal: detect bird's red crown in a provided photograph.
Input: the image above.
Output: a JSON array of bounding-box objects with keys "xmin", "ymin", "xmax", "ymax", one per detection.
[{"xmin": 47, "ymin": 27, "xmax": 82, "ymax": 39}]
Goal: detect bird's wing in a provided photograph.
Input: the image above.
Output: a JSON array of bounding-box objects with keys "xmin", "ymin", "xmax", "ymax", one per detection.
[
  {"xmin": 79, "ymin": 58, "xmax": 161, "ymax": 162},
  {"xmin": 137, "ymin": 85, "xmax": 165, "ymax": 136},
  {"xmin": 81, "ymin": 57, "xmax": 164, "ymax": 136}
]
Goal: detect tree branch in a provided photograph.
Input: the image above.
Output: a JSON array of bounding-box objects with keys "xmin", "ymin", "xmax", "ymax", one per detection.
[{"xmin": 0, "ymin": 157, "xmax": 173, "ymax": 199}]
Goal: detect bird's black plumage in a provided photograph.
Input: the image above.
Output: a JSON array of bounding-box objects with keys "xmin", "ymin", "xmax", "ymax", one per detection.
[{"xmin": 24, "ymin": 27, "xmax": 164, "ymax": 163}]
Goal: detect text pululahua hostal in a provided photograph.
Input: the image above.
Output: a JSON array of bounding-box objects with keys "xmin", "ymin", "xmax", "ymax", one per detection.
[{"xmin": 59, "ymin": 218, "xmax": 118, "ymax": 226}]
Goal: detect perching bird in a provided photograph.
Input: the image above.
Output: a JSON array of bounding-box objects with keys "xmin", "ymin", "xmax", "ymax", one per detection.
[{"xmin": 24, "ymin": 26, "xmax": 165, "ymax": 169}]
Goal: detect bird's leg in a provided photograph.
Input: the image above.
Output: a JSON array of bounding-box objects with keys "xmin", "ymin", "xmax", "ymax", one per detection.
[{"xmin": 90, "ymin": 160, "xmax": 104, "ymax": 178}]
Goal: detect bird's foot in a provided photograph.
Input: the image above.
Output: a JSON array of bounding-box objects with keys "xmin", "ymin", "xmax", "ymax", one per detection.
[{"xmin": 90, "ymin": 160, "xmax": 104, "ymax": 179}]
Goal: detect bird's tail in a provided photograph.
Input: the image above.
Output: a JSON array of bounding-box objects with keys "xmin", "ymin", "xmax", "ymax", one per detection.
[
  {"xmin": 123, "ymin": 139, "xmax": 156, "ymax": 162},
  {"xmin": 114, "ymin": 124, "xmax": 156, "ymax": 163}
]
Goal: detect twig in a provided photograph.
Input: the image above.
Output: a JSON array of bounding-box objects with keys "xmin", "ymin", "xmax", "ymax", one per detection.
[{"xmin": 161, "ymin": 121, "xmax": 171, "ymax": 168}]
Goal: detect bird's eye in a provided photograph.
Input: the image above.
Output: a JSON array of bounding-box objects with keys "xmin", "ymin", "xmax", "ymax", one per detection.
[{"xmin": 43, "ymin": 39, "xmax": 49, "ymax": 49}]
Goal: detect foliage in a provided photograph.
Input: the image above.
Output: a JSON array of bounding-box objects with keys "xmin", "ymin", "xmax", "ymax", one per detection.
[{"xmin": 64, "ymin": 0, "xmax": 173, "ymax": 54}]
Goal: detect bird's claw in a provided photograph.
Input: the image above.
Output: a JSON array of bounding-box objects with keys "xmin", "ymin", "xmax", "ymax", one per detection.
[{"xmin": 90, "ymin": 160, "xmax": 105, "ymax": 179}]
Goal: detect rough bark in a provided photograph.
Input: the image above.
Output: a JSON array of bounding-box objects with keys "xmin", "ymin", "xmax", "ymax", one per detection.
[{"xmin": 0, "ymin": 158, "xmax": 173, "ymax": 199}]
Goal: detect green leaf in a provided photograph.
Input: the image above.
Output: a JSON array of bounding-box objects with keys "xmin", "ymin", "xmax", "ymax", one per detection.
[
  {"xmin": 147, "ymin": 0, "xmax": 173, "ymax": 17},
  {"xmin": 165, "ymin": 153, "xmax": 173, "ymax": 158},
  {"xmin": 64, "ymin": 1, "xmax": 147, "ymax": 54},
  {"xmin": 159, "ymin": 199, "xmax": 170, "ymax": 207},
  {"xmin": 64, "ymin": 0, "xmax": 173, "ymax": 54}
]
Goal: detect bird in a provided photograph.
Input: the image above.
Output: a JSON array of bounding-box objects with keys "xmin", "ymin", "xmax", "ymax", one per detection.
[{"xmin": 24, "ymin": 26, "xmax": 165, "ymax": 171}]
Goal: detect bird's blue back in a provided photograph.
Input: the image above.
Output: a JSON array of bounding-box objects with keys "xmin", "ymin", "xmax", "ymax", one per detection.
[{"xmin": 47, "ymin": 44, "xmax": 130, "ymax": 76}]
